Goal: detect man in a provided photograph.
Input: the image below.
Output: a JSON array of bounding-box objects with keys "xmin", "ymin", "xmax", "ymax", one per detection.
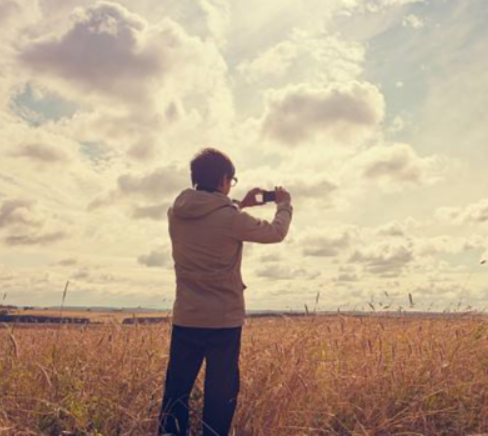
[{"xmin": 158, "ymin": 148, "xmax": 293, "ymax": 436}]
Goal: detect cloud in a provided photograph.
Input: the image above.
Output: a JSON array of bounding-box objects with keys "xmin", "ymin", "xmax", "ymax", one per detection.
[
  {"xmin": 350, "ymin": 241, "xmax": 414, "ymax": 277},
  {"xmin": 17, "ymin": 0, "xmax": 231, "ymax": 120},
  {"xmin": 261, "ymin": 81, "xmax": 384, "ymax": 146},
  {"xmin": 287, "ymin": 176, "xmax": 338, "ymax": 201},
  {"xmin": 437, "ymin": 199, "xmax": 488, "ymax": 226},
  {"xmin": 137, "ymin": 247, "xmax": 169, "ymax": 268},
  {"xmin": 414, "ymin": 235, "xmax": 486, "ymax": 258},
  {"xmin": 355, "ymin": 143, "xmax": 443, "ymax": 189},
  {"xmin": 199, "ymin": 0, "xmax": 230, "ymax": 45},
  {"xmin": 257, "ymin": 252, "xmax": 283, "ymax": 263},
  {"xmin": 56, "ymin": 257, "xmax": 78, "ymax": 267},
  {"xmin": 402, "ymin": 14, "xmax": 425, "ymax": 29},
  {"xmin": 0, "ymin": 198, "xmax": 71, "ymax": 247},
  {"xmin": 375, "ymin": 218, "xmax": 419, "ymax": 238},
  {"xmin": 464, "ymin": 201, "xmax": 488, "ymax": 224},
  {"xmin": 238, "ymin": 41, "xmax": 298, "ymax": 83},
  {"xmin": 126, "ymin": 135, "xmax": 160, "ymax": 162},
  {"xmin": 342, "ymin": 0, "xmax": 424, "ymax": 15},
  {"xmin": 0, "ymin": 0, "xmax": 40, "ymax": 38},
  {"xmin": 0, "ymin": 265, "xmax": 16, "ymax": 283},
  {"xmin": 237, "ymin": 30, "xmax": 364, "ymax": 86},
  {"xmin": 19, "ymin": 1, "xmax": 163, "ymax": 103},
  {"xmin": 89, "ymin": 164, "xmax": 188, "ymax": 210},
  {"xmin": 11, "ymin": 142, "xmax": 69, "ymax": 164},
  {"xmin": 255, "ymin": 263, "xmax": 319, "ymax": 281},
  {"xmin": 117, "ymin": 167, "xmax": 187, "ymax": 199},
  {"xmin": 131, "ymin": 202, "xmax": 170, "ymax": 220},
  {"xmin": 0, "ymin": 0, "xmax": 40, "ymax": 108},
  {"xmin": 302, "ymin": 228, "xmax": 353, "ymax": 257},
  {"xmin": 5, "ymin": 230, "xmax": 67, "ymax": 246},
  {"xmin": 0, "ymin": 199, "xmax": 41, "ymax": 229},
  {"xmin": 0, "ymin": 0, "xmax": 22, "ymax": 28},
  {"xmin": 16, "ymin": 0, "xmax": 234, "ymax": 141},
  {"xmin": 411, "ymin": 283, "xmax": 464, "ymax": 304},
  {"xmin": 70, "ymin": 266, "xmax": 115, "ymax": 283},
  {"xmin": 334, "ymin": 265, "xmax": 360, "ymax": 283}
]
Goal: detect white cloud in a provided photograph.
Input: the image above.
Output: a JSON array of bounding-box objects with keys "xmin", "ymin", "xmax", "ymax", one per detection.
[
  {"xmin": 71, "ymin": 266, "xmax": 115, "ymax": 284},
  {"xmin": 17, "ymin": 0, "xmax": 235, "ymax": 139},
  {"xmin": 10, "ymin": 142, "xmax": 70, "ymax": 164},
  {"xmin": 0, "ymin": 198, "xmax": 70, "ymax": 247},
  {"xmin": 255, "ymin": 263, "xmax": 319, "ymax": 281},
  {"xmin": 20, "ymin": 2, "xmax": 163, "ymax": 103},
  {"xmin": 301, "ymin": 227, "xmax": 354, "ymax": 257},
  {"xmin": 0, "ymin": 0, "xmax": 40, "ymax": 38},
  {"xmin": 375, "ymin": 218, "xmax": 419, "ymax": 237},
  {"xmin": 414, "ymin": 234, "xmax": 486, "ymax": 258},
  {"xmin": 0, "ymin": 114, "xmax": 84, "ymax": 169},
  {"xmin": 0, "ymin": 199, "xmax": 41, "ymax": 229},
  {"xmin": 116, "ymin": 166, "xmax": 187, "ymax": 200},
  {"xmin": 285, "ymin": 175, "xmax": 338, "ymax": 207},
  {"xmin": 199, "ymin": 0, "xmax": 230, "ymax": 45},
  {"xmin": 238, "ymin": 40, "xmax": 298, "ymax": 83},
  {"xmin": 261, "ymin": 81, "xmax": 385, "ymax": 146},
  {"xmin": 237, "ymin": 30, "xmax": 364, "ymax": 86},
  {"xmin": 402, "ymin": 14, "xmax": 425, "ymax": 29},
  {"xmin": 350, "ymin": 241, "xmax": 414, "ymax": 277},
  {"xmin": 353, "ymin": 143, "xmax": 444, "ymax": 190},
  {"xmin": 0, "ymin": 0, "xmax": 40, "ymax": 108},
  {"xmin": 137, "ymin": 246, "xmax": 170, "ymax": 268},
  {"xmin": 342, "ymin": 0, "xmax": 424, "ymax": 15},
  {"xmin": 89, "ymin": 164, "xmax": 188, "ymax": 210},
  {"xmin": 334, "ymin": 265, "xmax": 360, "ymax": 283},
  {"xmin": 5, "ymin": 230, "xmax": 67, "ymax": 246},
  {"xmin": 131, "ymin": 202, "xmax": 171, "ymax": 221},
  {"xmin": 437, "ymin": 199, "xmax": 488, "ymax": 226},
  {"xmin": 56, "ymin": 257, "xmax": 78, "ymax": 267}
]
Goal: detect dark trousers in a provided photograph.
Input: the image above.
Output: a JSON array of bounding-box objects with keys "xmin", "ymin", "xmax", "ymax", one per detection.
[{"xmin": 158, "ymin": 325, "xmax": 242, "ymax": 436}]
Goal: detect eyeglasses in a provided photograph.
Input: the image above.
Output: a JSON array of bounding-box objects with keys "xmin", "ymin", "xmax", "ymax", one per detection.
[{"xmin": 231, "ymin": 176, "xmax": 238, "ymax": 187}]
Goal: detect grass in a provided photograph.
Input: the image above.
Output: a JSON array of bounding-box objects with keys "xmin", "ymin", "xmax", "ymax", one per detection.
[{"xmin": 1, "ymin": 314, "xmax": 488, "ymax": 436}]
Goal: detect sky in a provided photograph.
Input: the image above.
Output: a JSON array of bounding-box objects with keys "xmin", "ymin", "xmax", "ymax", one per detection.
[{"xmin": 0, "ymin": 0, "xmax": 487, "ymax": 312}]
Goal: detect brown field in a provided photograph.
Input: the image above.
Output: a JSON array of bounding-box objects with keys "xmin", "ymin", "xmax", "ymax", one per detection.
[{"xmin": 1, "ymin": 314, "xmax": 488, "ymax": 436}]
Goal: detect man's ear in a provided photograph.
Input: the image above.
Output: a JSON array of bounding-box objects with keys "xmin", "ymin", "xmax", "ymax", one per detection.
[{"xmin": 218, "ymin": 175, "xmax": 227, "ymax": 189}]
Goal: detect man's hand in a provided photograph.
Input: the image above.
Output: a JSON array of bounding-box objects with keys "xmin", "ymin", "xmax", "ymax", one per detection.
[
  {"xmin": 238, "ymin": 188, "xmax": 265, "ymax": 209},
  {"xmin": 275, "ymin": 186, "xmax": 291, "ymax": 205}
]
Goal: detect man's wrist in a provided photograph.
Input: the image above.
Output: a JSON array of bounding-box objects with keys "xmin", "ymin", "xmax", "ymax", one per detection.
[{"xmin": 277, "ymin": 200, "xmax": 291, "ymax": 207}]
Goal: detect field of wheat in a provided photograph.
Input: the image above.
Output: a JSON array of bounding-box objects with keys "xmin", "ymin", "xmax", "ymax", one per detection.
[{"xmin": 1, "ymin": 314, "xmax": 488, "ymax": 436}]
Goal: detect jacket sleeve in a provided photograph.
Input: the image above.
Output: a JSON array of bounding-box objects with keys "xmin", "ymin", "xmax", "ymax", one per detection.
[{"xmin": 231, "ymin": 202, "xmax": 293, "ymax": 243}]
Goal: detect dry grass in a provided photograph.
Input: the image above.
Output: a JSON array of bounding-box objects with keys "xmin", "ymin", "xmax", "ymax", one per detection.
[{"xmin": 1, "ymin": 314, "xmax": 488, "ymax": 436}]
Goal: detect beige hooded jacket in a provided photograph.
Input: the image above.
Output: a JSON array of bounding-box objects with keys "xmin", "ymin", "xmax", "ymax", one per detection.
[{"xmin": 168, "ymin": 188, "xmax": 293, "ymax": 328}]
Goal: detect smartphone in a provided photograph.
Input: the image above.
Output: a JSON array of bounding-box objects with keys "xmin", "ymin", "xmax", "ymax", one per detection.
[
  {"xmin": 254, "ymin": 190, "xmax": 276, "ymax": 204},
  {"xmin": 263, "ymin": 190, "xmax": 276, "ymax": 203}
]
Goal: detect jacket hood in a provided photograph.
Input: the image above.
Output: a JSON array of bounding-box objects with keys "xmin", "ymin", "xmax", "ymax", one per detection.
[{"xmin": 171, "ymin": 188, "xmax": 235, "ymax": 220}]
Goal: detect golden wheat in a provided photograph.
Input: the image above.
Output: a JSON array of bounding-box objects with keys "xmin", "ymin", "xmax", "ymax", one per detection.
[{"xmin": 1, "ymin": 315, "xmax": 488, "ymax": 436}]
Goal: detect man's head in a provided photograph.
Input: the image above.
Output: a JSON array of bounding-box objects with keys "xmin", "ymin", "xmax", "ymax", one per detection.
[{"xmin": 190, "ymin": 148, "xmax": 236, "ymax": 195}]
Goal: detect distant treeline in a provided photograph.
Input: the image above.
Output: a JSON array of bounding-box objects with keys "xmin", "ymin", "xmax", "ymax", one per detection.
[
  {"xmin": 0, "ymin": 311, "xmax": 482, "ymax": 325},
  {"xmin": 0, "ymin": 314, "xmax": 170, "ymax": 325},
  {"xmin": 0, "ymin": 305, "xmax": 18, "ymax": 310},
  {"xmin": 122, "ymin": 317, "xmax": 169, "ymax": 325},
  {"xmin": 0, "ymin": 315, "xmax": 90, "ymax": 324}
]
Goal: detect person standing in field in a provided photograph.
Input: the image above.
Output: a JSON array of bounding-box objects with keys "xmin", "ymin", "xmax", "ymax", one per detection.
[{"xmin": 157, "ymin": 148, "xmax": 293, "ymax": 436}]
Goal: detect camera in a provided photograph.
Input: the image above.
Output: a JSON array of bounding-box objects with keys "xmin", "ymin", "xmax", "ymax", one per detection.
[{"xmin": 256, "ymin": 190, "xmax": 276, "ymax": 204}]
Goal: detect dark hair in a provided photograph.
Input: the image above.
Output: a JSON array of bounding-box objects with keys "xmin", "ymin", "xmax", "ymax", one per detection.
[{"xmin": 190, "ymin": 148, "xmax": 235, "ymax": 190}]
